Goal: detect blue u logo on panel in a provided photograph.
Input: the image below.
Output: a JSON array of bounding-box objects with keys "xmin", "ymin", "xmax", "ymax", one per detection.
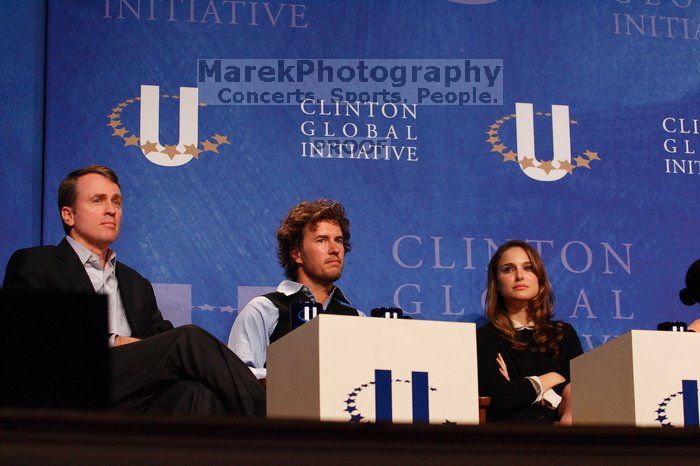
[
  {"xmin": 654, "ymin": 379, "xmax": 699, "ymax": 427},
  {"xmin": 374, "ymin": 369, "xmax": 430, "ymax": 423},
  {"xmin": 344, "ymin": 369, "xmax": 435, "ymax": 423},
  {"xmin": 682, "ymin": 380, "xmax": 699, "ymax": 427}
]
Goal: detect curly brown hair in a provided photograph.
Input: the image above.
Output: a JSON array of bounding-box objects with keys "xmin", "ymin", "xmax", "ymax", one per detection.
[
  {"xmin": 277, "ymin": 199, "xmax": 351, "ymax": 280},
  {"xmin": 57, "ymin": 165, "xmax": 121, "ymax": 235},
  {"xmin": 485, "ymin": 240, "xmax": 565, "ymax": 359}
]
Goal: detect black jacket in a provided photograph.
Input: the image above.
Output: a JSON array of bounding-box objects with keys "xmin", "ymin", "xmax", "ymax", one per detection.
[
  {"xmin": 3, "ymin": 238, "xmax": 173, "ymax": 338},
  {"xmin": 477, "ymin": 321, "xmax": 583, "ymax": 422}
]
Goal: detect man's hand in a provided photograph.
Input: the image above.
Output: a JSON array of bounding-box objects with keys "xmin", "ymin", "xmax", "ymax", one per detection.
[{"xmin": 114, "ymin": 335, "xmax": 141, "ymax": 346}]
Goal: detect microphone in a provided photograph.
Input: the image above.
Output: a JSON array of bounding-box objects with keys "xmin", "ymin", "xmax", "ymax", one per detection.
[
  {"xmin": 370, "ymin": 307, "xmax": 408, "ymax": 319},
  {"xmin": 290, "ymin": 301, "xmax": 322, "ymax": 331},
  {"xmin": 657, "ymin": 321, "xmax": 689, "ymax": 332}
]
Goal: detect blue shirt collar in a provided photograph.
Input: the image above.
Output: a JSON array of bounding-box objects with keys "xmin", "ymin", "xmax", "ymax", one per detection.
[
  {"xmin": 65, "ymin": 235, "xmax": 116, "ymax": 268},
  {"xmin": 276, "ymin": 279, "xmax": 351, "ymax": 305}
]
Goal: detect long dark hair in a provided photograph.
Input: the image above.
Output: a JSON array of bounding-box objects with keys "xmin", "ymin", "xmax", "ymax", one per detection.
[{"xmin": 485, "ymin": 240, "xmax": 564, "ymax": 358}]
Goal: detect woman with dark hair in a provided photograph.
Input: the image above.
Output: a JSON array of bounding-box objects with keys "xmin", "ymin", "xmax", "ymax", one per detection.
[
  {"xmin": 477, "ymin": 240, "xmax": 582, "ymax": 424},
  {"xmin": 680, "ymin": 259, "xmax": 700, "ymax": 332}
]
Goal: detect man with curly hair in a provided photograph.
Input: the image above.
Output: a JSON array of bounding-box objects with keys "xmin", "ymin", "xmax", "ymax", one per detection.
[{"xmin": 228, "ymin": 199, "xmax": 361, "ymax": 379}]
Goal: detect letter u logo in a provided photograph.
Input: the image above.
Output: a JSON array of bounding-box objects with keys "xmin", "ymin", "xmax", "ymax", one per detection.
[
  {"xmin": 515, "ymin": 102, "xmax": 571, "ymax": 182},
  {"xmin": 140, "ymin": 85, "xmax": 199, "ymax": 167},
  {"xmin": 683, "ymin": 380, "xmax": 699, "ymax": 427},
  {"xmin": 375, "ymin": 369, "xmax": 429, "ymax": 423}
]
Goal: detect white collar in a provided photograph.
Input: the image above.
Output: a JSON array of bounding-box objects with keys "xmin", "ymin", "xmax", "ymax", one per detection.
[{"xmin": 511, "ymin": 319, "xmax": 535, "ymax": 330}]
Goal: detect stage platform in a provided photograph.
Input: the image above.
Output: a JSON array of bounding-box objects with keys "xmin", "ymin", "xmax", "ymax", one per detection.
[{"xmin": 1, "ymin": 409, "xmax": 699, "ymax": 465}]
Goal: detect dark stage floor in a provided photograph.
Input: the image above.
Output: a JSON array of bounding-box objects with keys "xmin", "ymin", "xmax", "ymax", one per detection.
[{"xmin": 2, "ymin": 409, "xmax": 699, "ymax": 465}]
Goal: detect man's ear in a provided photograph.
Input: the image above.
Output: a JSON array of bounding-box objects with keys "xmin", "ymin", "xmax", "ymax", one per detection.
[
  {"xmin": 291, "ymin": 248, "xmax": 303, "ymax": 266},
  {"xmin": 61, "ymin": 206, "xmax": 75, "ymax": 228}
]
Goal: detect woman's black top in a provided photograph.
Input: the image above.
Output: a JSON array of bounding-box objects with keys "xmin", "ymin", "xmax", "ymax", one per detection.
[{"xmin": 476, "ymin": 321, "xmax": 583, "ymax": 423}]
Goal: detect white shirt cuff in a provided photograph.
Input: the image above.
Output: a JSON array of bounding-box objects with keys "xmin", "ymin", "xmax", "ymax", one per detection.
[
  {"xmin": 527, "ymin": 376, "xmax": 562, "ymax": 408},
  {"xmin": 541, "ymin": 389, "xmax": 562, "ymax": 409},
  {"xmin": 527, "ymin": 376, "xmax": 543, "ymax": 402},
  {"xmin": 249, "ymin": 366, "xmax": 267, "ymax": 380}
]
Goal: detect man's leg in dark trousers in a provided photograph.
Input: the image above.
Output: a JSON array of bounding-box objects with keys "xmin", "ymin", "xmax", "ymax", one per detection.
[
  {"xmin": 110, "ymin": 325, "xmax": 266, "ymax": 417},
  {"xmin": 133, "ymin": 380, "xmax": 228, "ymax": 415}
]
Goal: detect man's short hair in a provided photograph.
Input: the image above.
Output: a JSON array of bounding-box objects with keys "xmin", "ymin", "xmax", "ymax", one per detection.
[
  {"xmin": 57, "ymin": 165, "xmax": 120, "ymax": 234},
  {"xmin": 277, "ymin": 199, "xmax": 352, "ymax": 280}
]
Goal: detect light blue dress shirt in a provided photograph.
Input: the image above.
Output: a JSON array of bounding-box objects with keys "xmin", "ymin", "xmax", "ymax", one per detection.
[
  {"xmin": 228, "ymin": 280, "xmax": 361, "ymax": 379},
  {"xmin": 66, "ymin": 236, "xmax": 130, "ymax": 346}
]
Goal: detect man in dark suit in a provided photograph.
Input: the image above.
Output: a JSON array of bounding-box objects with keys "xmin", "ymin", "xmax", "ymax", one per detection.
[{"xmin": 3, "ymin": 165, "xmax": 265, "ymax": 416}]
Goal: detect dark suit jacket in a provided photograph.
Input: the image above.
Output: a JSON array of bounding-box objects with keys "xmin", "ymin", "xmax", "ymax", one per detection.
[{"xmin": 3, "ymin": 238, "xmax": 173, "ymax": 338}]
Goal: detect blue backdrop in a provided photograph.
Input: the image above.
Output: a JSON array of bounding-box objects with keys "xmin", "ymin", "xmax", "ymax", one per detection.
[
  {"xmin": 1, "ymin": 0, "xmax": 698, "ymax": 348},
  {"xmin": 0, "ymin": 0, "xmax": 44, "ymax": 275}
]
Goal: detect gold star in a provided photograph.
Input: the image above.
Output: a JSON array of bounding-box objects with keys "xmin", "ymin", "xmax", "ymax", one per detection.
[
  {"xmin": 489, "ymin": 123, "xmax": 499, "ymax": 130},
  {"xmin": 107, "ymin": 120, "xmax": 121, "ymax": 128},
  {"xmin": 135, "ymin": 97, "xmax": 141, "ymax": 101},
  {"xmin": 112, "ymin": 128, "xmax": 127, "ymax": 137},
  {"xmin": 141, "ymin": 141, "xmax": 158, "ymax": 154},
  {"xmin": 486, "ymin": 129, "xmax": 497, "ymax": 136},
  {"xmin": 510, "ymin": 114, "xmax": 516, "ymax": 118},
  {"xmin": 539, "ymin": 160, "xmax": 554, "ymax": 174},
  {"xmin": 502, "ymin": 115, "xmax": 511, "ymax": 121},
  {"xmin": 162, "ymin": 145, "xmax": 180, "ymax": 159},
  {"xmin": 557, "ymin": 160, "xmax": 575, "ymax": 174},
  {"xmin": 491, "ymin": 143, "xmax": 506, "ymax": 153},
  {"xmin": 201, "ymin": 140, "xmax": 220, "ymax": 153},
  {"xmin": 123, "ymin": 135, "xmax": 139, "ymax": 147},
  {"xmin": 544, "ymin": 112, "xmax": 551, "ymax": 116},
  {"xmin": 184, "ymin": 144, "xmax": 201, "ymax": 159},
  {"xmin": 198, "ymin": 102, "xmax": 207, "ymax": 107},
  {"xmin": 172, "ymin": 95, "xmax": 179, "ymax": 99},
  {"xmin": 162, "ymin": 94, "xmax": 170, "ymax": 98},
  {"xmin": 536, "ymin": 112, "xmax": 543, "ymax": 116},
  {"xmin": 583, "ymin": 150, "xmax": 600, "ymax": 161},
  {"xmin": 519, "ymin": 157, "xmax": 535, "ymax": 169},
  {"xmin": 502, "ymin": 150, "xmax": 517, "ymax": 162},
  {"xmin": 107, "ymin": 112, "xmax": 119, "ymax": 119},
  {"xmin": 487, "ymin": 135, "xmax": 500, "ymax": 144},
  {"xmin": 570, "ymin": 120, "xmax": 578, "ymax": 125},
  {"xmin": 496, "ymin": 119, "xmax": 504, "ymax": 124},
  {"xmin": 126, "ymin": 99, "xmax": 134, "ymax": 104},
  {"xmin": 112, "ymin": 107, "xmax": 122, "ymax": 114},
  {"xmin": 575, "ymin": 156, "xmax": 591, "ymax": 169},
  {"xmin": 213, "ymin": 133, "xmax": 230, "ymax": 145}
]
